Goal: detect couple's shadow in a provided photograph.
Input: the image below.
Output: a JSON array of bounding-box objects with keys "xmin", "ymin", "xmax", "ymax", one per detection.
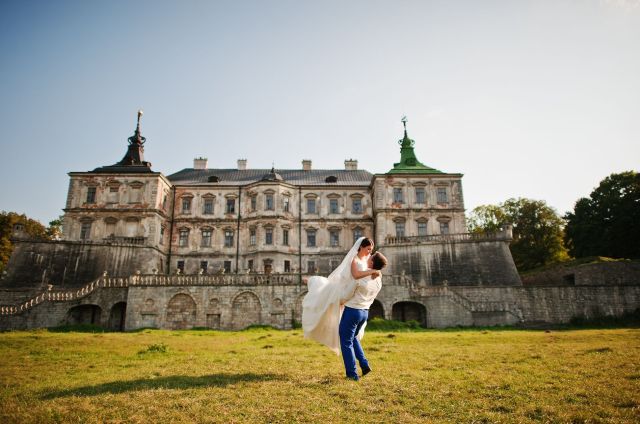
[{"xmin": 40, "ymin": 373, "xmax": 283, "ymax": 399}]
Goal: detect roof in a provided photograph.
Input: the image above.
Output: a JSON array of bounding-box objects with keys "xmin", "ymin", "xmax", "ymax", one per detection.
[{"xmin": 167, "ymin": 168, "xmax": 374, "ymax": 186}]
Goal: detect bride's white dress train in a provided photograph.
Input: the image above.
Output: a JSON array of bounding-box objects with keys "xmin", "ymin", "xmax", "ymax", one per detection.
[{"xmin": 302, "ymin": 237, "xmax": 368, "ymax": 355}]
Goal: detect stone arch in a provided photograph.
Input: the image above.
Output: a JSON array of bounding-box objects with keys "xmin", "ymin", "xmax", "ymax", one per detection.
[
  {"xmin": 392, "ymin": 301, "xmax": 427, "ymax": 327},
  {"xmin": 66, "ymin": 304, "xmax": 102, "ymax": 326},
  {"xmin": 293, "ymin": 291, "xmax": 308, "ymax": 325},
  {"xmin": 368, "ymin": 299, "xmax": 384, "ymax": 321},
  {"xmin": 166, "ymin": 293, "xmax": 197, "ymax": 330},
  {"xmin": 231, "ymin": 291, "xmax": 262, "ymax": 330},
  {"xmin": 108, "ymin": 302, "xmax": 127, "ymax": 331}
]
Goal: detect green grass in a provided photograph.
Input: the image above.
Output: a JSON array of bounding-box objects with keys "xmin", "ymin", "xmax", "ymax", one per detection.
[{"xmin": 1, "ymin": 327, "xmax": 639, "ymax": 423}]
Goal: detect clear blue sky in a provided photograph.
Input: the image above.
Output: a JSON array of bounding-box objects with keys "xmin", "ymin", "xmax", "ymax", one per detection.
[{"xmin": 1, "ymin": 0, "xmax": 638, "ymax": 225}]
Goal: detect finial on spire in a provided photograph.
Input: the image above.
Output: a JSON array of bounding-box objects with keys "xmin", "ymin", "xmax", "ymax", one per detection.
[{"xmin": 401, "ymin": 115, "xmax": 408, "ymax": 131}]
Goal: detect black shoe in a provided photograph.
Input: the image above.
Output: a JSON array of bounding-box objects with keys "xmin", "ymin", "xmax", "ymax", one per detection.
[{"xmin": 362, "ymin": 367, "xmax": 371, "ymax": 376}]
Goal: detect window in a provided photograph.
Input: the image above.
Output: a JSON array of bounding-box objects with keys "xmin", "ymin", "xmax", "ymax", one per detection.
[
  {"xmin": 282, "ymin": 229, "xmax": 289, "ymax": 246},
  {"xmin": 200, "ymin": 261, "xmax": 208, "ymax": 274},
  {"xmin": 248, "ymin": 259, "xmax": 254, "ymax": 272},
  {"xmin": 437, "ymin": 187, "xmax": 448, "ymax": 203},
  {"xmin": 415, "ymin": 187, "xmax": 426, "ymax": 204},
  {"xmin": 226, "ymin": 198, "xmax": 235, "ymax": 213},
  {"xmin": 308, "ymin": 261, "xmax": 316, "ymax": 273},
  {"xmin": 329, "ymin": 199, "xmax": 339, "ymax": 214},
  {"xmin": 307, "ymin": 198, "xmax": 316, "ymax": 214},
  {"xmin": 80, "ymin": 221, "xmax": 92, "ymax": 240},
  {"xmin": 177, "ymin": 260, "xmax": 185, "ymax": 273},
  {"xmin": 249, "ymin": 228, "xmax": 256, "ymax": 246},
  {"xmin": 203, "ymin": 198, "xmax": 214, "ymax": 215},
  {"xmin": 352, "ymin": 198, "xmax": 362, "ymax": 214},
  {"xmin": 353, "ymin": 227, "xmax": 363, "ymax": 243},
  {"xmin": 395, "ymin": 222, "xmax": 405, "ymax": 238},
  {"xmin": 250, "ymin": 195, "xmax": 257, "ymax": 211},
  {"xmin": 283, "ymin": 196, "xmax": 290, "ymax": 212},
  {"xmin": 86, "ymin": 187, "xmax": 96, "ymax": 204},
  {"xmin": 201, "ymin": 229, "xmax": 212, "ymax": 247},
  {"xmin": 182, "ymin": 198, "xmax": 191, "ymax": 213},
  {"xmin": 223, "ymin": 260, "xmax": 232, "ymax": 273},
  {"xmin": 393, "ymin": 188, "xmax": 404, "ymax": 203},
  {"xmin": 440, "ymin": 222, "xmax": 450, "ymax": 235},
  {"xmin": 224, "ymin": 229, "xmax": 234, "ymax": 247},
  {"xmin": 265, "ymin": 227, "xmax": 273, "ymax": 245},
  {"xmin": 159, "ymin": 226, "xmax": 165, "ymax": 245},
  {"xmin": 330, "ymin": 260, "xmax": 340, "ymax": 270},
  {"xmin": 306, "ymin": 229, "xmax": 316, "ymax": 247},
  {"xmin": 107, "ymin": 185, "xmax": 119, "ymax": 203},
  {"xmin": 265, "ymin": 194, "xmax": 274, "ymax": 210},
  {"xmin": 330, "ymin": 229, "xmax": 340, "ymax": 247},
  {"xmin": 129, "ymin": 183, "xmax": 143, "ymax": 203},
  {"xmin": 162, "ymin": 194, "xmax": 168, "ymax": 209},
  {"xmin": 284, "ymin": 260, "xmax": 291, "ymax": 273},
  {"xmin": 418, "ymin": 221, "xmax": 428, "ymax": 236},
  {"xmin": 179, "ymin": 229, "xmax": 189, "ymax": 247}
]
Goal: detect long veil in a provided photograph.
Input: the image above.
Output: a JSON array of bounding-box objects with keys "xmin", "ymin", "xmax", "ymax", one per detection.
[{"xmin": 302, "ymin": 237, "xmax": 365, "ymax": 355}]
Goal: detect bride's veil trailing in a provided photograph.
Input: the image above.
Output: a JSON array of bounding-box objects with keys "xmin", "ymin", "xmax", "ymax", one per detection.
[{"xmin": 302, "ymin": 237, "xmax": 365, "ymax": 355}]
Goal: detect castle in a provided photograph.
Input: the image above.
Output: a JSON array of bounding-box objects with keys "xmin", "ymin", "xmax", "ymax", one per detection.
[{"xmin": 1, "ymin": 114, "xmax": 638, "ymax": 331}]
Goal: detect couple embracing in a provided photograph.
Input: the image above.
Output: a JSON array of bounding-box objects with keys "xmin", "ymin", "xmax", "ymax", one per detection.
[{"xmin": 302, "ymin": 237, "xmax": 388, "ymax": 381}]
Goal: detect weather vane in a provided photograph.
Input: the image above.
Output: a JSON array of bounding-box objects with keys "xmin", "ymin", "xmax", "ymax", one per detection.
[{"xmin": 401, "ymin": 115, "xmax": 408, "ymax": 131}]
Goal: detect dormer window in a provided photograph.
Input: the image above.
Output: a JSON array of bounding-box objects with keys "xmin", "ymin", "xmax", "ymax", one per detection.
[
  {"xmin": 325, "ymin": 175, "xmax": 338, "ymax": 183},
  {"xmin": 208, "ymin": 175, "xmax": 220, "ymax": 183}
]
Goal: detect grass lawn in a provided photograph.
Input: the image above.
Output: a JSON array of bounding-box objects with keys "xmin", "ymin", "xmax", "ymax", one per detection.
[{"xmin": 0, "ymin": 327, "xmax": 639, "ymax": 423}]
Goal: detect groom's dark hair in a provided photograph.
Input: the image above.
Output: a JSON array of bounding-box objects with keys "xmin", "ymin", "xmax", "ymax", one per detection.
[{"xmin": 371, "ymin": 252, "xmax": 388, "ymax": 270}]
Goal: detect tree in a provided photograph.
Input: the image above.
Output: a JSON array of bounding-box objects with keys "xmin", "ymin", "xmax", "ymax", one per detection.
[
  {"xmin": 564, "ymin": 171, "xmax": 640, "ymax": 259},
  {"xmin": 0, "ymin": 211, "xmax": 50, "ymax": 274},
  {"xmin": 46, "ymin": 215, "xmax": 64, "ymax": 240},
  {"xmin": 468, "ymin": 198, "xmax": 568, "ymax": 271}
]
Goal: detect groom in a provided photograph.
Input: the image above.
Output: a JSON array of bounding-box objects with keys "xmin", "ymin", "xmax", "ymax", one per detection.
[{"xmin": 339, "ymin": 251, "xmax": 388, "ymax": 381}]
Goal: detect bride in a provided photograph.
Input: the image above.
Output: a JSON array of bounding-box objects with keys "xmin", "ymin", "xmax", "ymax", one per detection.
[{"xmin": 302, "ymin": 237, "xmax": 381, "ymax": 354}]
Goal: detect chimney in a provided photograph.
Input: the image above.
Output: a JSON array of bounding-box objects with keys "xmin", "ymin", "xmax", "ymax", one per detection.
[
  {"xmin": 194, "ymin": 157, "xmax": 208, "ymax": 169},
  {"xmin": 302, "ymin": 159, "xmax": 312, "ymax": 171},
  {"xmin": 344, "ymin": 159, "xmax": 358, "ymax": 171},
  {"xmin": 237, "ymin": 159, "xmax": 247, "ymax": 170}
]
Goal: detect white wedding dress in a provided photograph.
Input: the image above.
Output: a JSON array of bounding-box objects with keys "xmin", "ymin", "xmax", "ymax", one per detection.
[{"xmin": 302, "ymin": 237, "xmax": 368, "ymax": 355}]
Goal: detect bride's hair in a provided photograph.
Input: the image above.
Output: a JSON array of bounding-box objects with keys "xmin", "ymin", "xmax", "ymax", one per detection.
[{"xmin": 358, "ymin": 238, "xmax": 373, "ymax": 251}]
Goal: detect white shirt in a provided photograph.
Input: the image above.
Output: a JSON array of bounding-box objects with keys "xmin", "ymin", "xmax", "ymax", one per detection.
[{"xmin": 344, "ymin": 256, "xmax": 382, "ymax": 309}]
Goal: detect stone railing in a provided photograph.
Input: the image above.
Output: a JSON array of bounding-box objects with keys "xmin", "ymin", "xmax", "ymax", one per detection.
[
  {"xmin": 385, "ymin": 230, "xmax": 512, "ymax": 246},
  {"xmin": 102, "ymin": 236, "xmax": 147, "ymax": 245}
]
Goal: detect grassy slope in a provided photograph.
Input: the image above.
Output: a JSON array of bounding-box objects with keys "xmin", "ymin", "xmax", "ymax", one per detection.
[{"xmin": 0, "ymin": 328, "xmax": 638, "ymax": 423}]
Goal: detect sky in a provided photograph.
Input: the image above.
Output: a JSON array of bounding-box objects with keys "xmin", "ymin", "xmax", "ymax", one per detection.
[{"xmin": 0, "ymin": 0, "xmax": 638, "ymax": 226}]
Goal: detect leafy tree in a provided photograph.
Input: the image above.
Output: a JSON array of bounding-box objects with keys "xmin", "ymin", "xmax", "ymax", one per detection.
[
  {"xmin": 0, "ymin": 211, "xmax": 50, "ymax": 274},
  {"xmin": 564, "ymin": 171, "xmax": 640, "ymax": 259},
  {"xmin": 468, "ymin": 198, "xmax": 568, "ymax": 271},
  {"xmin": 46, "ymin": 215, "xmax": 64, "ymax": 240}
]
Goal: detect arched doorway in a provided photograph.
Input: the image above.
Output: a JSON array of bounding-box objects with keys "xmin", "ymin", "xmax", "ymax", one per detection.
[
  {"xmin": 66, "ymin": 305, "xmax": 102, "ymax": 326},
  {"xmin": 166, "ymin": 294, "xmax": 197, "ymax": 330},
  {"xmin": 231, "ymin": 291, "xmax": 262, "ymax": 330},
  {"xmin": 368, "ymin": 299, "xmax": 384, "ymax": 320},
  {"xmin": 293, "ymin": 291, "xmax": 307, "ymax": 327},
  {"xmin": 108, "ymin": 302, "xmax": 127, "ymax": 331},
  {"xmin": 392, "ymin": 301, "xmax": 427, "ymax": 327}
]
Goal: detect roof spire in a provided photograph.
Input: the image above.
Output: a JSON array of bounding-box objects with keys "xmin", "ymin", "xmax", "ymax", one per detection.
[{"xmin": 388, "ymin": 116, "xmax": 443, "ymax": 175}]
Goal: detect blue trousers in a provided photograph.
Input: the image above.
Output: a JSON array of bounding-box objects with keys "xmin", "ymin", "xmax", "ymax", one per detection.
[{"xmin": 339, "ymin": 306, "xmax": 370, "ymax": 380}]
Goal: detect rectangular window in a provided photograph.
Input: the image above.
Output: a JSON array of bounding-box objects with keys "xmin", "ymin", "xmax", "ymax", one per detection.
[
  {"xmin": 415, "ymin": 187, "xmax": 426, "ymax": 204},
  {"xmin": 329, "ymin": 199, "xmax": 339, "ymax": 214},
  {"xmin": 200, "ymin": 261, "xmax": 208, "ymax": 274},
  {"xmin": 284, "ymin": 260, "xmax": 291, "ymax": 273},
  {"xmin": 159, "ymin": 226, "xmax": 165, "ymax": 245},
  {"xmin": 437, "ymin": 187, "xmax": 448, "ymax": 203},
  {"xmin": 308, "ymin": 260, "xmax": 316, "ymax": 273},
  {"xmin": 307, "ymin": 198, "xmax": 316, "ymax": 214},
  {"xmin": 201, "ymin": 229, "xmax": 212, "ymax": 247},
  {"xmin": 80, "ymin": 222, "xmax": 91, "ymax": 240},
  {"xmin": 418, "ymin": 221, "xmax": 428, "ymax": 236},
  {"xmin": 248, "ymin": 259, "xmax": 254, "ymax": 272},
  {"xmin": 283, "ymin": 197, "xmax": 290, "ymax": 212},
  {"xmin": 203, "ymin": 199, "xmax": 214, "ymax": 215},
  {"xmin": 330, "ymin": 230, "xmax": 340, "ymax": 247},
  {"xmin": 226, "ymin": 198, "xmax": 235, "ymax": 214},
  {"xmin": 306, "ymin": 229, "xmax": 316, "ymax": 247},
  {"xmin": 250, "ymin": 195, "xmax": 257, "ymax": 211},
  {"xmin": 393, "ymin": 188, "xmax": 404, "ymax": 203},
  {"xmin": 395, "ymin": 222, "xmax": 405, "ymax": 238},
  {"xmin": 353, "ymin": 228, "xmax": 363, "ymax": 243},
  {"xmin": 224, "ymin": 230, "xmax": 234, "ymax": 247},
  {"xmin": 179, "ymin": 229, "xmax": 189, "ymax": 247},
  {"xmin": 249, "ymin": 229, "xmax": 256, "ymax": 246},
  {"xmin": 265, "ymin": 228, "xmax": 273, "ymax": 245},
  {"xmin": 266, "ymin": 194, "xmax": 274, "ymax": 211},
  {"xmin": 223, "ymin": 260, "xmax": 232, "ymax": 273},
  {"xmin": 182, "ymin": 198, "xmax": 191, "ymax": 213},
  {"xmin": 86, "ymin": 187, "xmax": 96, "ymax": 204},
  {"xmin": 330, "ymin": 260, "xmax": 340, "ymax": 270},
  {"xmin": 352, "ymin": 198, "xmax": 362, "ymax": 214},
  {"xmin": 282, "ymin": 229, "xmax": 289, "ymax": 246},
  {"xmin": 177, "ymin": 260, "xmax": 185, "ymax": 273},
  {"xmin": 107, "ymin": 186, "xmax": 119, "ymax": 203},
  {"xmin": 440, "ymin": 222, "xmax": 450, "ymax": 235}
]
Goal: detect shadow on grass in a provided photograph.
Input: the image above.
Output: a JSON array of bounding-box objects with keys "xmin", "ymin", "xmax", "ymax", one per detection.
[{"xmin": 40, "ymin": 373, "xmax": 284, "ymax": 399}]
